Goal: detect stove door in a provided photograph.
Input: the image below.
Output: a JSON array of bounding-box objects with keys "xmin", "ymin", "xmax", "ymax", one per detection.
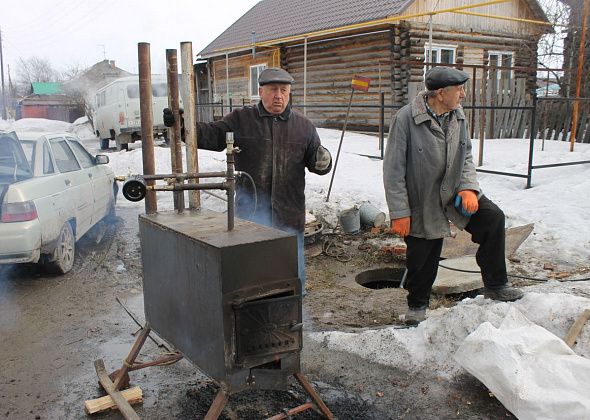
[{"xmin": 234, "ymin": 294, "xmax": 302, "ymax": 364}]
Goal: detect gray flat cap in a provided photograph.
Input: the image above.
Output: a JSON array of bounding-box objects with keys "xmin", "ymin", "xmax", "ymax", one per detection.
[
  {"xmin": 258, "ymin": 68, "xmax": 294, "ymax": 86},
  {"xmin": 425, "ymin": 67, "xmax": 469, "ymax": 90}
]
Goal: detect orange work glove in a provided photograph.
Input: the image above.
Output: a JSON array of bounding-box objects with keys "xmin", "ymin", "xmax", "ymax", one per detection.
[
  {"xmin": 390, "ymin": 217, "xmax": 411, "ymax": 237},
  {"xmin": 457, "ymin": 190, "xmax": 479, "ymax": 215}
]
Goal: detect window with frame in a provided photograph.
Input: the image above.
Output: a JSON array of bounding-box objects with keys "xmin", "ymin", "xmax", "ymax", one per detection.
[
  {"xmin": 250, "ymin": 64, "xmax": 267, "ymax": 98},
  {"xmin": 50, "ymin": 138, "xmax": 81, "ymax": 173},
  {"xmin": 43, "ymin": 141, "xmax": 54, "ymax": 174},
  {"xmin": 488, "ymin": 52, "xmax": 514, "ymax": 80},
  {"xmin": 67, "ymin": 138, "xmax": 95, "ymax": 168},
  {"xmin": 425, "ymin": 45, "xmax": 456, "ymax": 64}
]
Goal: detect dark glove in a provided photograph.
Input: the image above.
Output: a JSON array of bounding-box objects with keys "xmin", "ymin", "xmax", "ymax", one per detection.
[
  {"xmin": 163, "ymin": 108, "xmax": 175, "ymax": 127},
  {"xmin": 314, "ymin": 145, "xmax": 332, "ymax": 171}
]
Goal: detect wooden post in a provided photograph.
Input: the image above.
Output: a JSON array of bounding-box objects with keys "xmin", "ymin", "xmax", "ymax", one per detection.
[
  {"xmin": 138, "ymin": 43, "xmax": 157, "ymax": 214},
  {"xmin": 570, "ymin": 0, "xmax": 589, "ymax": 152},
  {"xmin": 181, "ymin": 42, "xmax": 201, "ymax": 209}
]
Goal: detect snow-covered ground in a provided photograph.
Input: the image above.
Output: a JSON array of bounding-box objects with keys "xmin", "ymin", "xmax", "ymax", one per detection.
[{"xmin": 3, "ymin": 117, "xmax": 590, "ymax": 386}]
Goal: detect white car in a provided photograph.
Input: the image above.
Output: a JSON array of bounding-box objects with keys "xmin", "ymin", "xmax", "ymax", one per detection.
[{"xmin": 0, "ymin": 131, "xmax": 117, "ymax": 274}]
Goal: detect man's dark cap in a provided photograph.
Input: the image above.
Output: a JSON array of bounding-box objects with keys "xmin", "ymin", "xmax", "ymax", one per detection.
[
  {"xmin": 258, "ymin": 68, "xmax": 294, "ymax": 86},
  {"xmin": 425, "ymin": 67, "xmax": 470, "ymax": 90}
]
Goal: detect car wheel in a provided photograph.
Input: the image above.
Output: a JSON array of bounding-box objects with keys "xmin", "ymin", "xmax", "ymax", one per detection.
[
  {"xmin": 47, "ymin": 222, "xmax": 75, "ymax": 274},
  {"xmin": 100, "ymin": 137, "xmax": 110, "ymax": 150}
]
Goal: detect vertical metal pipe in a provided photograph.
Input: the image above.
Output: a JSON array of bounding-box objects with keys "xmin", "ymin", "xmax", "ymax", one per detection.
[
  {"xmin": 570, "ymin": 0, "xmax": 589, "ymax": 152},
  {"xmin": 478, "ymin": 71, "xmax": 487, "ymax": 167},
  {"xmin": 225, "ymin": 132, "xmax": 235, "ymax": 231},
  {"xmin": 379, "ymin": 92, "xmax": 385, "ymax": 158},
  {"xmin": 138, "ymin": 43, "xmax": 157, "ymax": 214},
  {"xmin": 526, "ymin": 94, "xmax": 537, "ymax": 189},
  {"xmin": 166, "ymin": 49, "xmax": 184, "ymax": 212},
  {"xmin": 0, "ymin": 26, "xmax": 7, "ymax": 120},
  {"xmin": 181, "ymin": 42, "xmax": 201, "ymax": 209},
  {"xmin": 225, "ymin": 53, "xmax": 230, "ymax": 106},
  {"xmin": 303, "ymin": 37, "xmax": 308, "ymax": 116},
  {"xmin": 470, "ymin": 67, "xmax": 476, "ymax": 139}
]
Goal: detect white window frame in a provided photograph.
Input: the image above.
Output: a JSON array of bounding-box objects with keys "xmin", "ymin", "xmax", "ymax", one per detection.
[
  {"xmin": 425, "ymin": 44, "xmax": 457, "ymax": 65},
  {"xmin": 488, "ymin": 51, "xmax": 514, "ymax": 80},
  {"xmin": 249, "ymin": 64, "xmax": 267, "ymax": 99}
]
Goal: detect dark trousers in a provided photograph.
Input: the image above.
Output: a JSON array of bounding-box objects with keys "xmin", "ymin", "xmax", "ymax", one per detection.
[{"xmin": 404, "ymin": 195, "xmax": 507, "ymax": 308}]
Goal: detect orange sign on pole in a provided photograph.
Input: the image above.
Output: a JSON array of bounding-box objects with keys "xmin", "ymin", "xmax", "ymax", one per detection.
[{"xmin": 351, "ymin": 75, "xmax": 371, "ymax": 92}]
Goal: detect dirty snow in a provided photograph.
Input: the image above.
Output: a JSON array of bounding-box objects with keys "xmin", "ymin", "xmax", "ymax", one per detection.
[{"xmin": 3, "ymin": 117, "xmax": 590, "ymax": 382}]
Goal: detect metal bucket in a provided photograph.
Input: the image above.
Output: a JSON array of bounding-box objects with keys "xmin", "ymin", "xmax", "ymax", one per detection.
[
  {"xmin": 359, "ymin": 202, "xmax": 386, "ymax": 228},
  {"xmin": 338, "ymin": 207, "xmax": 360, "ymax": 235}
]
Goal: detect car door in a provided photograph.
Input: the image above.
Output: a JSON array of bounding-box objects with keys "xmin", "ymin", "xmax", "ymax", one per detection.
[
  {"xmin": 66, "ymin": 137, "xmax": 112, "ymax": 223},
  {"xmin": 48, "ymin": 137, "xmax": 94, "ymax": 238}
]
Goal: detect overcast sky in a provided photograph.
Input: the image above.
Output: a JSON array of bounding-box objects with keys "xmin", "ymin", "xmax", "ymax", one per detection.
[{"xmin": 1, "ymin": 0, "xmax": 260, "ymax": 77}]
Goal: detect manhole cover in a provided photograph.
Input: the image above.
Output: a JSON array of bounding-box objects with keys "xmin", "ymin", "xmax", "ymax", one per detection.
[{"xmin": 355, "ymin": 268, "xmax": 406, "ymax": 289}]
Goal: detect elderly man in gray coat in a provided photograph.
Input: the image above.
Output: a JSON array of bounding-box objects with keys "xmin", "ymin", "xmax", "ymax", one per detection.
[{"xmin": 383, "ymin": 67, "xmax": 523, "ymax": 326}]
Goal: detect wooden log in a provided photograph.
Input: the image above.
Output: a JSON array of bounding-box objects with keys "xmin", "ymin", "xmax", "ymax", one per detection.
[
  {"xmin": 564, "ymin": 309, "xmax": 590, "ymax": 348},
  {"xmin": 85, "ymin": 387, "xmax": 143, "ymax": 415},
  {"xmin": 94, "ymin": 359, "xmax": 140, "ymax": 420}
]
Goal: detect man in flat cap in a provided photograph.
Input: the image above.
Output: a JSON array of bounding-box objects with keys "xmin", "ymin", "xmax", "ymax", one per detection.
[
  {"xmin": 383, "ymin": 66, "xmax": 523, "ymax": 325},
  {"xmin": 164, "ymin": 67, "xmax": 332, "ymax": 293}
]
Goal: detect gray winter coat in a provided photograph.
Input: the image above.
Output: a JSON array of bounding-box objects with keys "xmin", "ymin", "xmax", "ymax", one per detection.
[{"xmin": 383, "ymin": 91, "xmax": 480, "ymax": 239}]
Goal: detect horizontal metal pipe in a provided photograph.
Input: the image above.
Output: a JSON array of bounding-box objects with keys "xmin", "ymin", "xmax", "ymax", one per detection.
[
  {"xmin": 148, "ymin": 182, "xmax": 228, "ymax": 191},
  {"xmin": 142, "ymin": 172, "xmax": 226, "ymax": 180},
  {"xmin": 532, "ymin": 160, "xmax": 590, "ymax": 169},
  {"xmin": 475, "ymin": 168, "xmax": 529, "ymax": 178}
]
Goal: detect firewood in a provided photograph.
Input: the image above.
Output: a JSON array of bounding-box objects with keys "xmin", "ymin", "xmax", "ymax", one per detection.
[{"xmin": 84, "ymin": 386, "xmax": 143, "ymax": 415}]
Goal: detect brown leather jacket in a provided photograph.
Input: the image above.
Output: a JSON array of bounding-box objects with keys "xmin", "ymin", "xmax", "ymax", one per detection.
[{"xmin": 196, "ymin": 102, "xmax": 331, "ymax": 232}]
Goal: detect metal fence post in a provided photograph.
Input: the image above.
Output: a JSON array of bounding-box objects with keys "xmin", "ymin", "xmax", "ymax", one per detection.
[
  {"xmin": 379, "ymin": 92, "xmax": 385, "ymax": 160},
  {"xmin": 526, "ymin": 94, "xmax": 537, "ymax": 189}
]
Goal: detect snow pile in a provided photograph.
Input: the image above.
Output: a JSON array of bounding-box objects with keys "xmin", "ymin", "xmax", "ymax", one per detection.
[
  {"xmin": 10, "ymin": 118, "xmax": 73, "ymax": 133},
  {"xmin": 309, "ymin": 288, "xmax": 590, "ymax": 378}
]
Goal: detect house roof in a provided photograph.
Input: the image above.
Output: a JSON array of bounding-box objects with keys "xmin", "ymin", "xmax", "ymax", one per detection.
[
  {"xmin": 31, "ymin": 82, "xmax": 62, "ymax": 95},
  {"xmin": 199, "ymin": 0, "xmax": 414, "ymax": 56},
  {"xmin": 199, "ymin": 0, "xmax": 550, "ymax": 57}
]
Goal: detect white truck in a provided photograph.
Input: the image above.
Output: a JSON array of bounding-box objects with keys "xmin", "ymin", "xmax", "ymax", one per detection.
[{"xmin": 93, "ymin": 75, "xmax": 180, "ymax": 150}]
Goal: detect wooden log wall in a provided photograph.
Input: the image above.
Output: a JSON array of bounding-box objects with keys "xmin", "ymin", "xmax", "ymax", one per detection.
[{"xmin": 283, "ymin": 30, "xmax": 395, "ymax": 131}]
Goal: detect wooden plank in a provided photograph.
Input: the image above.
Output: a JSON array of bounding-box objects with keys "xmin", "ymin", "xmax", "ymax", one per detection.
[
  {"xmin": 564, "ymin": 309, "xmax": 590, "ymax": 348},
  {"xmin": 85, "ymin": 387, "xmax": 143, "ymax": 415},
  {"xmin": 94, "ymin": 359, "xmax": 141, "ymax": 420}
]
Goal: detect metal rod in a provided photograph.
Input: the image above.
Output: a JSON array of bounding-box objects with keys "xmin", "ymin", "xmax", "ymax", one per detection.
[
  {"xmin": 142, "ymin": 171, "xmax": 226, "ymax": 180},
  {"xmin": 526, "ymin": 94, "xmax": 537, "ymax": 189},
  {"xmin": 138, "ymin": 43, "xmax": 157, "ymax": 215},
  {"xmin": 379, "ymin": 91, "xmax": 384, "ymax": 158},
  {"xmin": 303, "ymin": 37, "xmax": 308, "ymax": 116},
  {"xmin": 326, "ymin": 89, "xmax": 355, "ymax": 201},
  {"xmin": 470, "ymin": 67, "xmax": 476, "ymax": 139},
  {"xmin": 148, "ymin": 182, "xmax": 227, "ymax": 191},
  {"xmin": 478, "ymin": 69, "xmax": 487, "ymax": 167},
  {"xmin": 166, "ymin": 49, "xmax": 184, "ymax": 212},
  {"xmin": 475, "ymin": 168, "xmax": 529, "ymax": 178},
  {"xmin": 226, "ymin": 132, "xmax": 236, "ymax": 231},
  {"xmin": 532, "ymin": 160, "xmax": 590, "ymax": 169},
  {"xmin": 570, "ymin": 0, "xmax": 589, "ymax": 152},
  {"xmin": 181, "ymin": 42, "xmax": 200, "ymax": 209}
]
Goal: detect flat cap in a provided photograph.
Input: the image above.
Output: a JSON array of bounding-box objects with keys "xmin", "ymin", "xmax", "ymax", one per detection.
[
  {"xmin": 258, "ymin": 68, "xmax": 294, "ymax": 86},
  {"xmin": 425, "ymin": 67, "xmax": 470, "ymax": 90}
]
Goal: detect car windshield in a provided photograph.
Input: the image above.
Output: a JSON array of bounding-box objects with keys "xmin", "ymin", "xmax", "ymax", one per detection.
[{"xmin": 0, "ymin": 135, "xmax": 33, "ymax": 183}]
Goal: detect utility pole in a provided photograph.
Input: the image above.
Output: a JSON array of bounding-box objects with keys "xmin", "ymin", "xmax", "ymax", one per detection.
[{"xmin": 0, "ymin": 26, "xmax": 7, "ymax": 120}]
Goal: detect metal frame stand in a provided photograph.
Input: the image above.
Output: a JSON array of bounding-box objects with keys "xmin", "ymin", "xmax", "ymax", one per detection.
[
  {"xmin": 203, "ymin": 373, "xmax": 334, "ymax": 420},
  {"xmin": 93, "ymin": 322, "xmax": 333, "ymax": 420}
]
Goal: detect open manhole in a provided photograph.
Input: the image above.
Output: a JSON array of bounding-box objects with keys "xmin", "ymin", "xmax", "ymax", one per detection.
[{"xmin": 355, "ymin": 267, "xmax": 406, "ymax": 289}]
